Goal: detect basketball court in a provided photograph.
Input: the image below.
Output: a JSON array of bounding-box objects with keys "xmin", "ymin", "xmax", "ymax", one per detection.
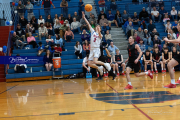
[{"xmin": 0, "ymin": 72, "xmax": 180, "ymax": 120}]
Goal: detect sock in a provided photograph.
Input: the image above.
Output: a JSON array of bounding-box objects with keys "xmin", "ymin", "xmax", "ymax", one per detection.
[
  {"xmin": 155, "ymin": 69, "xmax": 157, "ymax": 71},
  {"xmin": 173, "ymin": 67, "xmax": 174, "ymax": 69},
  {"xmin": 104, "ymin": 72, "xmax": 106, "ymax": 74},
  {"xmin": 151, "ymin": 69, "xmax": 153, "ymax": 71},
  {"xmin": 113, "ymin": 71, "xmax": 115, "ymax": 74},
  {"xmin": 128, "ymin": 82, "xmax": 132, "ymax": 85},
  {"xmin": 164, "ymin": 68, "xmax": 166, "ymax": 70},
  {"xmin": 122, "ymin": 71, "xmax": 124, "ymax": 73},
  {"xmin": 145, "ymin": 70, "xmax": 147, "ymax": 72},
  {"xmin": 97, "ymin": 72, "xmax": 99, "ymax": 74},
  {"xmin": 179, "ymin": 77, "xmax": 180, "ymax": 80},
  {"xmin": 162, "ymin": 68, "xmax": 163, "ymax": 71},
  {"xmin": 145, "ymin": 72, "xmax": 148, "ymax": 75},
  {"xmin": 106, "ymin": 71, "xmax": 108, "ymax": 73},
  {"xmin": 171, "ymin": 79, "xmax": 175, "ymax": 84},
  {"xmin": 117, "ymin": 71, "xmax": 119, "ymax": 73}
]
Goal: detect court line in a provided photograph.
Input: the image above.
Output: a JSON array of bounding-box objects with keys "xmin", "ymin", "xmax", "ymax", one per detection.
[
  {"xmin": 106, "ymin": 83, "xmax": 153, "ymax": 120},
  {"xmin": 0, "ymin": 85, "xmax": 19, "ymax": 95}
]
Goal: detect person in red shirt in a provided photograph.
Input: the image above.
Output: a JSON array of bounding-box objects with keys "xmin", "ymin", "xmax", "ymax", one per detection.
[
  {"xmin": 98, "ymin": 0, "xmax": 106, "ymax": 12},
  {"xmin": 55, "ymin": 44, "xmax": 62, "ymax": 56},
  {"xmin": 41, "ymin": 0, "xmax": 55, "ymax": 19},
  {"xmin": 59, "ymin": 16, "xmax": 64, "ymax": 25}
]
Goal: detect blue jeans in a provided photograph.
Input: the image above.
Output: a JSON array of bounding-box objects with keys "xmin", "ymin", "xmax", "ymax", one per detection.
[
  {"xmin": 171, "ymin": 15, "xmax": 177, "ymax": 21},
  {"xmin": 72, "ymin": 27, "xmax": 81, "ymax": 33},
  {"xmin": 106, "ymin": 39, "xmax": 112, "ymax": 46},
  {"xmin": 143, "ymin": 37, "xmax": 151, "ymax": 45},
  {"xmin": 99, "ymin": 7, "xmax": 106, "ymax": 12},
  {"xmin": 141, "ymin": 17, "xmax": 149, "ymax": 23},
  {"xmin": 116, "ymin": 17, "xmax": 123, "ymax": 25},
  {"xmin": 44, "ymin": 9, "xmax": 51, "ymax": 19},
  {"xmin": 151, "ymin": 14, "xmax": 161, "ymax": 22},
  {"xmin": 62, "ymin": 7, "xmax": 68, "ymax": 18}
]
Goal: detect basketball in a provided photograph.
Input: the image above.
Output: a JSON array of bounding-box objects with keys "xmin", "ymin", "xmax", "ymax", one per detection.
[{"xmin": 85, "ymin": 4, "xmax": 93, "ymax": 12}]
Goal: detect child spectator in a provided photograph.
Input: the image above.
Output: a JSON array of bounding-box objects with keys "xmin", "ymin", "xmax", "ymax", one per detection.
[
  {"xmin": 152, "ymin": 47, "xmax": 163, "ymax": 74},
  {"xmin": 49, "ymin": 44, "xmax": 55, "ymax": 54},
  {"xmin": 74, "ymin": 41, "xmax": 82, "ymax": 59},
  {"xmin": 55, "ymin": 44, "xmax": 62, "ymax": 56},
  {"xmin": 172, "ymin": 19, "xmax": 178, "ymax": 33},
  {"xmin": 165, "ymin": 20, "xmax": 172, "ymax": 32},
  {"xmin": 143, "ymin": 50, "xmax": 153, "ymax": 73},
  {"xmin": 64, "ymin": 27, "xmax": 74, "ymax": 42},
  {"xmin": 37, "ymin": 42, "xmax": 45, "ymax": 56}
]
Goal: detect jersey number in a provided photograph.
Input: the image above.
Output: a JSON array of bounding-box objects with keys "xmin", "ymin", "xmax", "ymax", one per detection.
[{"xmin": 94, "ymin": 38, "xmax": 96, "ymax": 42}]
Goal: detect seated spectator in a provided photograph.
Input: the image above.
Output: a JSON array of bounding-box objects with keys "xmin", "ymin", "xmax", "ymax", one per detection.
[
  {"xmin": 163, "ymin": 14, "xmax": 170, "ymax": 25},
  {"xmin": 74, "ymin": 41, "xmax": 82, "ymax": 59},
  {"xmin": 27, "ymin": 32, "xmax": 37, "ymax": 48},
  {"xmin": 80, "ymin": 17, "xmax": 89, "ymax": 31},
  {"xmin": 54, "ymin": 20, "xmax": 61, "ymax": 34},
  {"xmin": 46, "ymin": 15, "xmax": 53, "ymax": 25},
  {"xmin": 105, "ymin": 30, "xmax": 112, "ymax": 45},
  {"xmin": 19, "ymin": 16, "xmax": 28, "ymax": 28},
  {"xmin": 152, "ymin": 46, "xmax": 162, "ymax": 74},
  {"xmin": 59, "ymin": 22, "xmax": 68, "ymax": 38},
  {"xmin": 37, "ymin": 42, "xmax": 45, "ymax": 56},
  {"xmin": 11, "ymin": 32, "xmax": 25, "ymax": 49},
  {"xmin": 171, "ymin": 6, "xmax": 177, "ymax": 21},
  {"xmin": 115, "ymin": 10, "xmax": 123, "ymax": 27},
  {"xmin": 151, "ymin": 7, "xmax": 161, "ymax": 23},
  {"xmin": 64, "ymin": 27, "xmax": 74, "ymax": 42},
  {"xmin": 110, "ymin": 0, "xmax": 117, "ymax": 10},
  {"xmin": 16, "ymin": 24, "xmax": 25, "ymax": 41},
  {"xmin": 148, "ymin": 19, "xmax": 156, "ymax": 33},
  {"xmin": 43, "ymin": 50, "xmax": 53, "ymax": 71},
  {"xmin": 162, "ymin": 47, "xmax": 170, "ymax": 72},
  {"xmin": 99, "ymin": 15, "xmax": 109, "ymax": 27},
  {"xmin": 122, "ymin": 10, "xmax": 129, "ymax": 23},
  {"xmin": 168, "ymin": 29, "xmax": 177, "ymax": 39},
  {"xmin": 14, "ymin": 54, "xmax": 27, "ymax": 73},
  {"xmin": 134, "ymin": 32, "xmax": 141, "ymax": 44},
  {"xmin": 150, "ymin": 28, "xmax": 159, "ymax": 39},
  {"xmin": 25, "ymin": 24, "xmax": 33, "ymax": 37},
  {"xmin": 143, "ymin": 50, "xmax": 153, "ymax": 73},
  {"xmin": 59, "ymin": 16, "xmax": 64, "ymax": 25},
  {"xmin": 172, "ymin": 45, "xmax": 180, "ymax": 59},
  {"xmin": 126, "ymin": 21, "xmax": 133, "ymax": 34},
  {"xmin": 83, "ymin": 40, "xmax": 90, "ymax": 55},
  {"xmin": 140, "ymin": 20, "xmax": 146, "ymax": 30},
  {"xmin": 30, "ymin": 16, "xmax": 38, "ymax": 30},
  {"xmin": 73, "ymin": 12, "xmax": 80, "ymax": 22},
  {"xmin": 137, "ymin": 27, "xmax": 144, "ymax": 40},
  {"xmin": 54, "ymin": 34, "xmax": 63, "ymax": 47},
  {"xmin": 71, "ymin": 17, "xmax": 81, "ymax": 34},
  {"xmin": 159, "ymin": 6, "xmax": 168, "ymax": 19},
  {"xmin": 98, "ymin": 0, "xmax": 106, "ymax": 12},
  {"xmin": 132, "ymin": 12, "xmax": 140, "ymax": 25},
  {"xmin": 38, "ymin": 15, "xmax": 45, "ymax": 25},
  {"xmin": 143, "ymin": 29, "xmax": 151, "ymax": 45},
  {"xmin": 46, "ymin": 22, "xmax": 53, "ymax": 36},
  {"xmin": 30, "ymin": 23, "xmax": 35, "ymax": 33},
  {"xmin": 107, "ymin": 10, "xmax": 118, "ymax": 28},
  {"xmin": 65, "ymin": 20, "xmax": 70, "ymax": 27},
  {"xmin": 90, "ymin": 21, "xmax": 96, "ymax": 29},
  {"xmin": 82, "ymin": 54, "xmax": 90, "ymax": 77},
  {"xmin": 67, "ymin": 14, "xmax": 73, "ymax": 24},
  {"xmin": 123, "ymin": 17, "xmax": 133, "ymax": 34},
  {"xmin": 53, "ymin": 14, "xmax": 58, "ymax": 24},
  {"xmin": 38, "ymin": 23, "xmax": 48, "ymax": 40},
  {"xmin": 102, "ymin": 23, "xmax": 110, "ymax": 35},
  {"xmin": 167, "ymin": 34, "xmax": 174, "ymax": 51},
  {"xmin": 153, "ymin": 35, "xmax": 161, "ymax": 50},
  {"xmin": 138, "ymin": 39, "xmax": 146, "ymax": 53},
  {"xmin": 46, "ymin": 35, "xmax": 54, "ymax": 46},
  {"xmin": 49, "ymin": 44, "xmax": 55, "ymax": 54},
  {"xmin": 172, "ymin": 19, "xmax": 178, "ymax": 33},
  {"xmin": 60, "ymin": 14, "xmax": 66, "ymax": 21},
  {"xmin": 98, "ymin": 10, "xmax": 107, "ymax": 23},
  {"xmin": 55, "ymin": 44, "xmax": 62, "ymax": 56},
  {"xmin": 81, "ymin": 30, "xmax": 90, "ymax": 42},
  {"xmin": 89, "ymin": 14, "xmax": 97, "ymax": 26},
  {"xmin": 115, "ymin": 49, "xmax": 125, "ymax": 76},
  {"xmin": 165, "ymin": 20, "xmax": 172, "ymax": 32},
  {"xmin": 108, "ymin": 42, "xmax": 119, "ymax": 55},
  {"xmin": 139, "ymin": 7, "xmax": 149, "ymax": 22}
]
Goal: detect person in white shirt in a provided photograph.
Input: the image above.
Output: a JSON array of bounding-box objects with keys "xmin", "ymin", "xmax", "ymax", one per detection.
[
  {"xmin": 171, "ymin": 6, "xmax": 177, "ymax": 21},
  {"xmin": 38, "ymin": 15, "xmax": 45, "ymax": 25},
  {"xmin": 165, "ymin": 20, "xmax": 172, "ymax": 32},
  {"xmin": 38, "ymin": 23, "xmax": 48, "ymax": 40},
  {"xmin": 74, "ymin": 41, "xmax": 82, "ymax": 59},
  {"xmin": 151, "ymin": 7, "xmax": 161, "ymax": 23}
]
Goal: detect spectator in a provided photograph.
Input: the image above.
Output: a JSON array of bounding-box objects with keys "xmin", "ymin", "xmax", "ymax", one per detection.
[
  {"xmin": 27, "ymin": 32, "xmax": 37, "ymax": 48},
  {"xmin": 14, "ymin": 55, "xmax": 27, "ymax": 73},
  {"xmin": 81, "ymin": 30, "xmax": 90, "ymax": 42},
  {"xmin": 74, "ymin": 41, "xmax": 82, "ymax": 59},
  {"xmin": 67, "ymin": 14, "xmax": 73, "ymax": 24},
  {"xmin": 132, "ymin": 12, "xmax": 140, "ymax": 25},
  {"xmin": 43, "ymin": 50, "xmax": 53, "ymax": 71},
  {"xmin": 153, "ymin": 35, "xmax": 161, "ymax": 50},
  {"xmin": 38, "ymin": 23, "xmax": 48, "ymax": 40},
  {"xmin": 78, "ymin": 0, "xmax": 84, "ymax": 17},
  {"xmin": 60, "ymin": 0, "xmax": 68, "ymax": 18},
  {"xmin": 73, "ymin": 12, "xmax": 80, "ymax": 21},
  {"xmin": 163, "ymin": 14, "xmax": 170, "ymax": 25},
  {"xmin": 124, "ymin": 17, "xmax": 133, "ymax": 29},
  {"xmin": 150, "ymin": 28, "xmax": 160, "ymax": 40},
  {"xmin": 152, "ymin": 47, "xmax": 162, "ymax": 73},
  {"xmin": 110, "ymin": 0, "xmax": 117, "ymax": 10},
  {"xmin": 98, "ymin": 0, "xmax": 106, "ymax": 12},
  {"xmin": 46, "ymin": 35, "xmax": 54, "ymax": 46},
  {"xmin": 139, "ymin": 7, "xmax": 149, "ymax": 22},
  {"xmin": 41, "ymin": 0, "xmax": 55, "ymax": 19},
  {"xmin": 11, "ymin": 32, "xmax": 25, "ymax": 49},
  {"xmin": 65, "ymin": 27, "xmax": 74, "ymax": 42},
  {"xmin": 30, "ymin": 16, "xmax": 38, "ymax": 30},
  {"xmin": 122, "ymin": 10, "xmax": 129, "ymax": 23},
  {"xmin": 151, "ymin": 7, "xmax": 161, "ymax": 23},
  {"xmin": 83, "ymin": 40, "xmax": 90, "ymax": 55},
  {"xmin": 115, "ymin": 10, "xmax": 123, "ymax": 27},
  {"xmin": 158, "ymin": 0, "xmax": 164, "ymax": 9},
  {"xmin": 98, "ymin": 10, "xmax": 107, "ymax": 23},
  {"xmin": 71, "ymin": 17, "xmax": 81, "ymax": 34},
  {"xmin": 134, "ymin": 32, "xmax": 141, "ymax": 44},
  {"xmin": 172, "ymin": 19, "xmax": 178, "ymax": 33},
  {"xmin": 105, "ymin": 30, "xmax": 112, "ymax": 45},
  {"xmin": 16, "ymin": 24, "xmax": 26, "ymax": 41},
  {"xmin": 25, "ymin": 24, "xmax": 33, "ymax": 37},
  {"xmin": 99, "ymin": 15, "xmax": 109, "ymax": 27},
  {"xmin": 143, "ymin": 29, "xmax": 151, "ymax": 45},
  {"xmin": 148, "ymin": 19, "xmax": 156, "ymax": 32},
  {"xmin": 165, "ymin": 20, "xmax": 172, "ymax": 32},
  {"xmin": 19, "ymin": 16, "xmax": 28, "ymax": 28},
  {"xmin": 126, "ymin": 21, "xmax": 133, "ymax": 34},
  {"xmin": 89, "ymin": 14, "xmax": 97, "ymax": 26},
  {"xmin": 25, "ymin": 1, "xmax": 34, "ymax": 22},
  {"xmin": 60, "ymin": 22, "xmax": 68, "ymax": 38},
  {"xmin": 53, "ymin": 14, "xmax": 58, "ymax": 24},
  {"xmin": 140, "ymin": 20, "xmax": 146, "ymax": 30},
  {"xmin": 54, "ymin": 20, "xmax": 61, "ymax": 34},
  {"xmin": 59, "ymin": 16, "xmax": 64, "ymax": 25},
  {"xmin": 55, "ymin": 44, "xmax": 62, "ymax": 56},
  {"xmin": 46, "ymin": 15, "xmax": 53, "ymax": 25},
  {"xmin": 38, "ymin": 15, "xmax": 45, "ymax": 25},
  {"xmin": 17, "ymin": 1, "xmax": 24, "ymax": 18},
  {"xmin": 108, "ymin": 42, "xmax": 119, "ymax": 55},
  {"xmin": 159, "ymin": 6, "xmax": 168, "ymax": 19},
  {"xmin": 168, "ymin": 29, "xmax": 177, "ymax": 39},
  {"xmin": 143, "ymin": 50, "xmax": 153, "ymax": 73},
  {"xmin": 49, "ymin": 44, "xmax": 55, "ymax": 54},
  {"xmin": 102, "ymin": 23, "xmax": 110, "ymax": 35},
  {"xmin": 82, "ymin": 54, "xmax": 90, "ymax": 76},
  {"xmin": 80, "ymin": 17, "xmax": 89, "ymax": 31},
  {"xmin": 54, "ymin": 34, "xmax": 63, "ymax": 47},
  {"xmin": 137, "ymin": 27, "xmax": 144, "ymax": 40},
  {"xmin": 37, "ymin": 42, "xmax": 45, "ymax": 56},
  {"xmin": 46, "ymin": 22, "xmax": 53, "ymax": 36},
  {"xmin": 138, "ymin": 39, "xmax": 146, "ymax": 53},
  {"xmin": 171, "ymin": 6, "xmax": 177, "ymax": 21},
  {"xmin": 60, "ymin": 14, "xmax": 66, "ymax": 21},
  {"xmin": 65, "ymin": 20, "xmax": 70, "ymax": 27},
  {"xmin": 115, "ymin": 49, "xmax": 126, "ymax": 76}
]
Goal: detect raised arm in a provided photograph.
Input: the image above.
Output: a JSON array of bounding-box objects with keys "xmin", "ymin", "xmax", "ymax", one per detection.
[
  {"xmin": 82, "ymin": 12, "xmax": 91, "ymax": 29},
  {"xmin": 163, "ymin": 36, "xmax": 180, "ymax": 43}
]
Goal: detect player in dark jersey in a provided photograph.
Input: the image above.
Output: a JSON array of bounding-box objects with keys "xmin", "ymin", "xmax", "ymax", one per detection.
[
  {"xmin": 163, "ymin": 21, "xmax": 180, "ymax": 88},
  {"xmin": 124, "ymin": 36, "xmax": 153, "ymax": 90},
  {"xmin": 143, "ymin": 50, "xmax": 154, "ymax": 73},
  {"xmin": 115, "ymin": 49, "xmax": 125, "ymax": 76},
  {"xmin": 162, "ymin": 47, "xmax": 170, "ymax": 73},
  {"xmin": 171, "ymin": 46, "xmax": 179, "ymax": 72},
  {"xmin": 152, "ymin": 47, "xmax": 163, "ymax": 74}
]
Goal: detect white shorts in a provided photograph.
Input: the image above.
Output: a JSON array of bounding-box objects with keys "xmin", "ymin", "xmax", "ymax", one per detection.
[{"xmin": 88, "ymin": 48, "xmax": 101, "ymax": 61}]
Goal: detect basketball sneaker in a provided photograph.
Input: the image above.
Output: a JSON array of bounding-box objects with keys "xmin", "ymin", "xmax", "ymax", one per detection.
[
  {"xmin": 164, "ymin": 83, "xmax": 176, "ymax": 88},
  {"xmin": 106, "ymin": 73, "xmax": 109, "ymax": 77},
  {"xmin": 103, "ymin": 73, "xmax": 107, "ymax": 77},
  {"xmin": 155, "ymin": 70, "xmax": 158, "ymax": 74},
  {"xmin": 124, "ymin": 84, "xmax": 133, "ymax": 90},
  {"xmin": 117, "ymin": 73, "xmax": 120, "ymax": 76},
  {"xmin": 121, "ymin": 73, "xmax": 125, "ymax": 76},
  {"xmin": 148, "ymin": 70, "xmax": 153, "ymax": 79},
  {"xmin": 104, "ymin": 63, "xmax": 111, "ymax": 71},
  {"xmin": 97, "ymin": 74, "xmax": 99, "ymax": 78},
  {"xmin": 164, "ymin": 70, "xmax": 166, "ymax": 73},
  {"xmin": 151, "ymin": 71, "xmax": 154, "ymax": 74},
  {"xmin": 175, "ymin": 80, "xmax": 180, "ymax": 84},
  {"xmin": 98, "ymin": 66, "xmax": 103, "ymax": 76}
]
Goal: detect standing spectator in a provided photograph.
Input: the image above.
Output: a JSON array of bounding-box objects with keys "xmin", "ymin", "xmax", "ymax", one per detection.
[
  {"xmin": 148, "ymin": 19, "xmax": 156, "ymax": 32},
  {"xmin": 73, "ymin": 12, "xmax": 80, "ymax": 21},
  {"xmin": 60, "ymin": 0, "xmax": 68, "ymax": 18},
  {"xmin": 98, "ymin": 10, "xmax": 107, "ymax": 23},
  {"xmin": 108, "ymin": 42, "xmax": 119, "ymax": 55},
  {"xmin": 14, "ymin": 55, "xmax": 27, "ymax": 73},
  {"xmin": 41, "ymin": 0, "xmax": 55, "ymax": 19},
  {"xmin": 74, "ymin": 41, "xmax": 82, "ymax": 59},
  {"xmin": 171, "ymin": 7, "xmax": 177, "ymax": 21},
  {"xmin": 83, "ymin": 40, "xmax": 90, "ymax": 55},
  {"xmin": 159, "ymin": 6, "xmax": 168, "ymax": 19},
  {"xmin": 107, "ymin": 10, "xmax": 118, "ymax": 28},
  {"xmin": 89, "ymin": 14, "xmax": 97, "ymax": 26},
  {"xmin": 126, "ymin": 21, "xmax": 133, "ymax": 34},
  {"xmin": 163, "ymin": 14, "xmax": 170, "ymax": 25},
  {"xmin": 19, "ymin": 16, "xmax": 28, "ymax": 28},
  {"xmin": 151, "ymin": 7, "xmax": 161, "ymax": 23},
  {"xmin": 132, "ymin": 12, "xmax": 140, "ymax": 25},
  {"xmin": 59, "ymin": 16, "xmax": 64, "ymax": 25},
  {"xmin": 38, "ymin": 23, "xmax": 48, "ymax": 40},
  {"xmin": 105, "ymin": 30, "xmax": 112, "ymax": 45},
  {"xmin": 99, "ymin": 15, "xmax": 109, "ymax": 27},
  {"xmin": 27, "ymin": 32, "xmax": 37, "ymax": 48},
  {"xmin": 43, "ymin": 50, "xmax": 53, "ymax": 71},
  {"xmin": 138, "ymin": 39, "xmax": 146, "ymax": 53},
  {"xmin": 11, "ymin": 32, "xmax": 25, "ymax": 49},
  {"xmin": 81, "ymin": 30, "xmax": 90, "ymax": 42},
  {"xmin": 25, "ymin": 24, "xmax": 33, "ymax": 37},
  {"xmin": 115, "ymin": 10, "xmax": 123, "ymax": 27},
  {"xmin": 110, "ymin": 0, "xmax": 117, "ymax": 10},
  {"xmin": 165, "ymin": 20, "xmax": 172, "ymax": 32},
  {"xmin": 80, "ymin": 17, "xmax": 89, "ymax": 31},
  {"xmin": 78, "ymin": 0, "xmax": 84, "ymax": 17},
  {"xmin": 143, "ymin": 29, "xmax": 151, "ymax": 45},
  {"xmin": 67, "ymin": 14, "xmax": 73, "ymax": 24},
  {"xmin": 122, "ymin": 10, "xmax": 129, "ymax": 23},
  {"xmin": 46, "ymin": 15, "xmax": 53, "ymax": 25},
  {"xmin": 139, "ymin": 7, "xmax": 149, "ymax": 22},
  {"xmin": 134, "ymin": 32, "xmax": 141, "ymax": 44},
  {"xmin": 71, "ymin": 18, "xmax": 81, "ymax": 34},
  {"xmin": 98, "ymin": 0, "xmax": 105, "ymax": 12},
  {"xmin": 64, "ymin": 27, "xmax": 74, "ymax": 42},
  {"xmin": 59, "ymin": 22, "xmax": 68, "ymax": 38},
  {"xmin": 38, "ymin": 15, "xmax": 45, "ymax": 25},
  {"xmin": 30, "ymin": 16, "xmax": 38, "ymax": 30},
  {"xmin": 54, "ymin": 34, "xmax": 63, "ymax": 47},
  {"xmin": 54, "ymin": 20, "xmax": 61, "ymax": 34},
  {"xmin": 137, "ymin": 27, "xmax": 144, "ymax": 40},
  {"xmin": 16, "ymin": 24, "xmax": 26, "ymax": 41},
  {"xmin": 25, "ymin": 1, "xmax": 34, "ymax": 22},
  {"xmin": 16, "ymin": 1, "xmax": 24, "ymax": 17},
  {"xmin": 53, "ymin": 14, "xmax": 58, "ymax": 24},
  {"xmin": 102, "ymin": 23, "xmax": 110, "ymax": 35}
]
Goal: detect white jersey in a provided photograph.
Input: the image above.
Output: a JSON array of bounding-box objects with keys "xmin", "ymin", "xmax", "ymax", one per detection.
[{"xmin": 90, "ymin": 27, "xmax": 102, "ymax": 48}]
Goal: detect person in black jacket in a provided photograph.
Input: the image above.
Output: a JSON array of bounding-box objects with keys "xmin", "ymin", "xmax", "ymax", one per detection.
[
  {"xmin": 148, "ymin": 19, "xmax": 156, "ymax": 33},
  {"xmin": 150, "ymin": 28, "xmax": 160, "ymax": 40},
  {"xmin": 11, "ymin": 32, "xmax": 26, "ymax": 49},
  {"xmin": 30, "ymin": 16, "xmax": 38, "ymax": 30},
  {"xmin": 115, "ymin": 10, "xmax": 123, "ymax": 27},
  {"xmin": 15, "ymin": 24, "xmax": 26, "ymax": 41},
  {"xmin": 19, "ymin": 16, "xmax": 28, "ymax": 28},
  {"xmin": 139, "ymin": 7, "xmax": 149, "ymax": 22},
  {"xmin": 98, "ymin": 10, "xmax": 107, "ymax": 23}
]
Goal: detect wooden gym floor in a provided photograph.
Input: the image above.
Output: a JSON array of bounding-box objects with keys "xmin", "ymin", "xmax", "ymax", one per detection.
[{"xmin": 1, "ymin": 72, "xmax": 180, "ymax": 120}]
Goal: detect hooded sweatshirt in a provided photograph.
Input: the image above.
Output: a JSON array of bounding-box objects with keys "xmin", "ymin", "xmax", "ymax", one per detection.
[{"xmin": 71, "ymin": 21, "xmax": 81, "ymax": 30}]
